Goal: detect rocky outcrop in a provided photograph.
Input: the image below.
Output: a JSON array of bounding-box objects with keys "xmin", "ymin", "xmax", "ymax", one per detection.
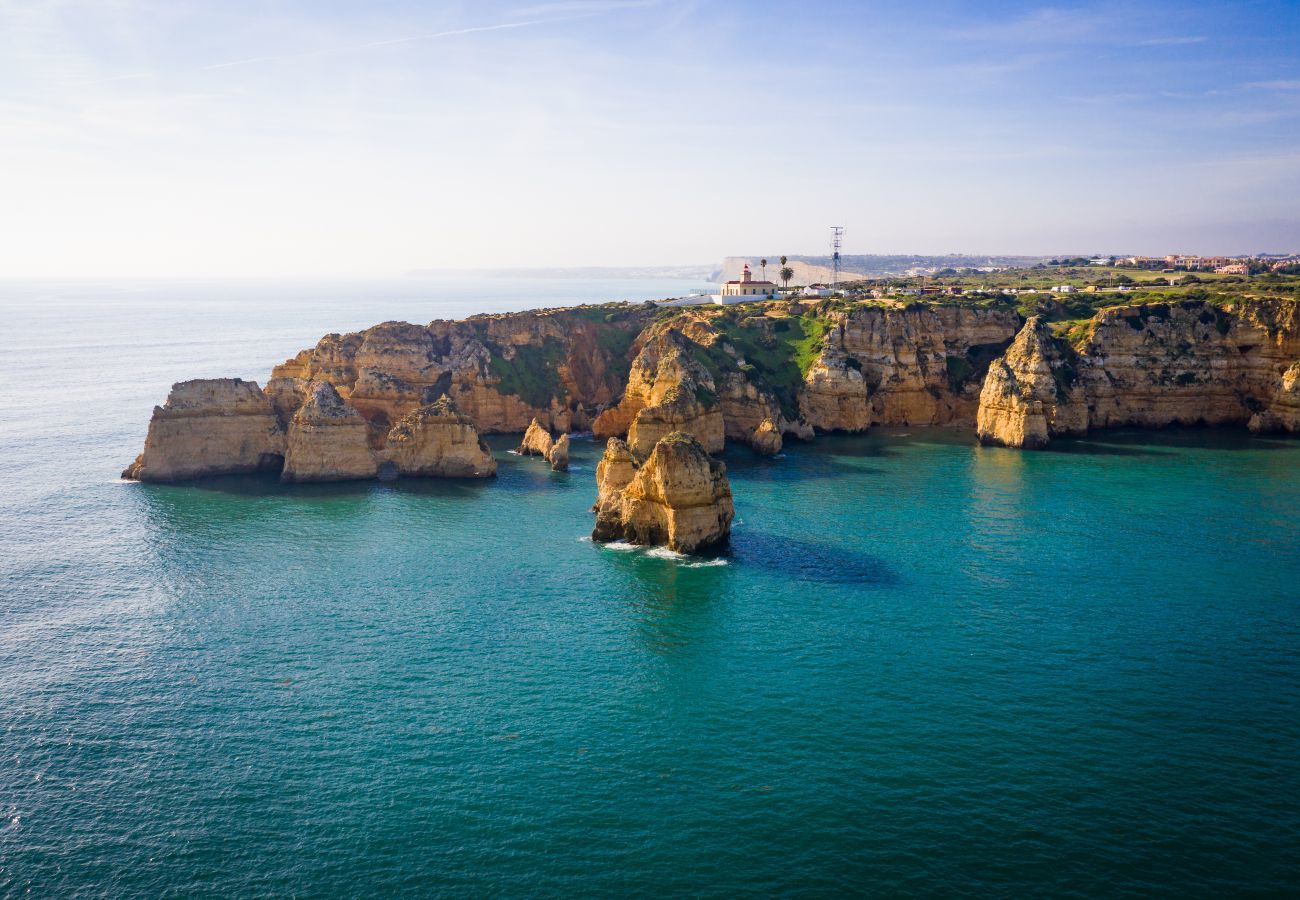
[
  {"xmin": 977, "ymin": 300, "xmax": 1300, "ymax": 447},
  {"xmin": 122, "ymin": 379, "xmax": 284, "ymax": 482},
  {"xmin": 383, "ymin": 397, "xmax": 497, "ymax": 477},
  {"xmin": 976, "ymin": 317, "xmax": 1087, "ymax": 449},
  {"xmin": 592, "ymin": 432, "xmax": 733, "ymax": 553},
  {"xmin": 272, "ymin": 306, "xmax": 655, "ymax": 436},
  {"xmin": 1077, "ymin": 300, "xmax": 1300, "ymax": 430},
  {"xmin": 597, "ymin": 330, "xmax": 726, "ymax": 461},
  {"xmin": 128, "ymin": 298, "xmax": 1300, "ymax": 482},
  {"xmin": 827, "ymin": 304, "xmax": 1021, "ymax": 427},
  {"xmin": 1250, "ymin": 362, "xmax": 1300, "ymax": 434},
  {"xmin": 517, "ymin": 418, "xmax": 570, "ymax": 471},
  {"xmin": 799, "ymin": 337, "xmax": 871, "ymax": 433},
  {"xmin": 549, "ymin": 434, "xmax": 570, "ymax": 471},
  {"xmin": 281, "ymin": 382, "xmax": 378, "ymax": 482},
  {"xmin": 593, "ymin": 437, "xmax": 637, "ymax": 510}
]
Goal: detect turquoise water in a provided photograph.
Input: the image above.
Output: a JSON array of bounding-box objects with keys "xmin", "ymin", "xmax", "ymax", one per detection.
[{"xmin": 2, "ymin": 279, "xmax": 1299, "ymax": 896}]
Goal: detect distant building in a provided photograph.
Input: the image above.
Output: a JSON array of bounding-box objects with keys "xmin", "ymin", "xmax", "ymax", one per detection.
[
  {"xmin": 721, "ymin": 264, "xmax": 778, "ymax": 299},
  {"xmin": 802, "ymin": 283, "xmax": 834, "ymax": 298},
  {"xmin": 1050, "ymin": 285, "xmax": 1077, "ymax": 293},
  {"xmin": 1216, "ymin": 264, "xmax": 1249, "ymax": 275}
]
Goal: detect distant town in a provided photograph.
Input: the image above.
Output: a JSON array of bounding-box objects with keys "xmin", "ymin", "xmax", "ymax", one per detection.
[{"xmin": 660, "ymin": 251, "xmax": 1300, "ymax": 308}]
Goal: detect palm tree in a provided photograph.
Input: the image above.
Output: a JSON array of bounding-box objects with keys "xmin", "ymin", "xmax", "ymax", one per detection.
[
  {"xmin": 780, "ymin": 266, "xmax": 794, "ymax": 289},
  {"xmin": 760, "ymin": 258, "xmax": 768, "ymax": 282}
]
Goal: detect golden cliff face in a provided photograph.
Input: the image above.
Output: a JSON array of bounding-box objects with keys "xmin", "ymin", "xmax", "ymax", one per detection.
[
  {"xmin": 281, "ymin": 381, "xmax": 379, "ymax": 482},
  {"xmin": 817, "ymin": 304, "xmax": 1022, "ymax": 429},
  {"xmin": 126, "ymin": 297, "xmax": 1300, "ymax": 482},
  {"xmin": 976, "ymin": 317, "xmax": 1088, "ymax": 449},
  {"xmin": 122, "ymin": 379, "xmax": 285, "ymax": 482},
  {"xmin": 977, "ymin": 299, "xmax": 1300, "ymax": 447},
  {"xmin": 591, "ymin": 432, "xmax": 733, "ymax": 554},
  {"xmin": 383, "ymin": 397, "xmax": 497, "ymax": 478},
  {"xmin": 272, "ymin": 306, "xmax": 655, "ymax": 437}
]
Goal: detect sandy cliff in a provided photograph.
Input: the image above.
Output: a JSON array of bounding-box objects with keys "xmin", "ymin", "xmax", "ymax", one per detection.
[
  {"xmin": 977, "ymin": 299, "xmax": 1300, "ymax": 447},
  {"xmin": 592, "ymin": 432, "xmax": 733, "ymax": 553},
  {"xmin": 126, "ymin": 297, "xmax": 1300, "ymax": 481},
  {"xmin": 122, "ymin": 379, "xmax": 285, "ymax": 482}
]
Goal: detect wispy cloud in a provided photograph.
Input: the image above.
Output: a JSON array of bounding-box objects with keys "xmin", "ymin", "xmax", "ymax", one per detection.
[
  {"xmin": 951, "ymin": 7, "xmax": 1115, "ymax": 44},
  {"xmin": 1135, "ymin": 35, "xmax": 1207, "ymax": 46},
  {"xmin": 509, "ymin": 0, "xmax": 661, "ymax": 15},
  {"xmin": 1246, "ymin": 79, "xmax": 1300, "ymax": 90},
  {"xmin": 198, "ymin": 20, "xmax": 547, "ymax": 71}
]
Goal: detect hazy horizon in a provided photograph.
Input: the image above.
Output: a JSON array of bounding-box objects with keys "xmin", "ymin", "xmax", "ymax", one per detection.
[{"xmin": 3, "ymin": 0, "xmax": 1298, "ymax": 277}]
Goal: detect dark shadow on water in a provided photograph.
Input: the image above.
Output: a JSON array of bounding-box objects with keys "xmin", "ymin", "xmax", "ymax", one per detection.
[
  {"xmin": 136, "ymin": 471, "xmax": 498, "ymax": 500},
  {"xmin": 1037, "ymin": 440, "xmax": 1173, "ymax": 458},
  {"xmin": 730, "ymin": 529, "xmax": 899, "ymax": 586},
  {"xmin": 1047, "ymin": 425, "xmax": 1300, "ymax": 456}
]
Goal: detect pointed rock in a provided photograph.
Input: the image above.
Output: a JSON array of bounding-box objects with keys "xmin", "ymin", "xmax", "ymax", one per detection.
[
  {"xmin": 281, "ymin": 382, "xmax": 377, "ymax": 482},
  {"xmin": 976, "ymin": 317, "xmax": 1088, "ymax": 449}
]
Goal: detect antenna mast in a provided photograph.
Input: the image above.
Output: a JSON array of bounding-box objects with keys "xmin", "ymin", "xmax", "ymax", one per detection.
[{"xmin": 831, "ymin": 226, "xmax": 844, "ymax": 287}]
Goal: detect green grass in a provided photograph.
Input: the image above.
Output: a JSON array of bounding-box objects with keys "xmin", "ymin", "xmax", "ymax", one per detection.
[{"xmin": 487, "ymin": 339, "xmax": 566, "ymax": 408}]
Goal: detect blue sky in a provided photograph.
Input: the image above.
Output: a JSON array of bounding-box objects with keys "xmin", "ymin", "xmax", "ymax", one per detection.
[{"xmin": 2, "ymin": 0, "xmax": 1297, "ymax": 275}]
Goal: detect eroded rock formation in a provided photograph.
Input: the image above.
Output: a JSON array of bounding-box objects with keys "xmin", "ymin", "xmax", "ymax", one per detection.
[
  {"xmin": 384, "ymin": 397, "xmax": 497, "ymax": 478},
  {"xmin": 122, "ymin": 379, "xmax": 284, "ymax": 482},
  {"xmin": 1250, "ymin": 361, "xmax": 1300, "ymax": 434},
  {"xmin": 592, "ymin": 432, "xmax": 733, "ymax": 553},
  {"xmin": 977, "ymin": 317, "xmax": 1087, "ymax": 449},
  {"xmin": 126, "ymin": 297, "xmax": 1300, "ymax": 483},
  {"xmin": 977, "ymin": 300, "xmax": 1300, "ymax": 447},
  {"xmin": 281, "ymin": 381, "xmax": 378, "ymax": 482},
  {"xmin": 517, "ymin": 418, "xmax": 570, "ymax": 471}
]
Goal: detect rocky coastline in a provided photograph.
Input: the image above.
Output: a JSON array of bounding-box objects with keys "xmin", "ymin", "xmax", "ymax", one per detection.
[{"xmin": 123, "ymin": 295, "xmax": 1300, "ymax": 550}]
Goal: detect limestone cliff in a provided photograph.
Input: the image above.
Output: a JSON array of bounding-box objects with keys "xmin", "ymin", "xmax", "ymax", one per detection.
[
  {"xmin": 383, "ymin": 397, "xmax": 497, "ymax": 477},
  {"xmin": 271, "ymin": 305, "xmax": 655, "ymax": 437},
  {"xmin": 281, "ymin": 382, "xmax": 378, "ymax": 482},
  {"xmin": 122, "ymin": 379, "xmax": 284, "ymax": 482},
  {"xmin": 813, "ymin": 304, "xmax": 1021, "ymax": 428},
  {"xmin": 976, "ymin": 317, "xmax": 1087, "ymax": 449},
  {"xmin": 1250, "ymin": 362, "xmax": 1300, "ymax": 434},
  {"xmin": 591, "ymin": 432, "xmax": 733, "ymax": 553},
  {"xmin": 517, "ymin": 418, "xmax": 570, "ymax": 471},
  {"xmin": 127, "ymin": 297, "xmax": 1300, "ymax": 483},
  {"xmin": 1078, "ymin": 300, "xmax": 1300, "ymax": 430},
  {"xmin": 977, "ymin": 299, "xmax": 1300, "ymax": 447},
  {"xmin": 799, "ymin": 337, "xmax": 871, "ymax": 433}
]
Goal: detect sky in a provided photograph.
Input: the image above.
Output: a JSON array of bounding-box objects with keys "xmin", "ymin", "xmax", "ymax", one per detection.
[{"xmin": 1, "ymin": 0, "xmax": 1298, "ymax": 276}]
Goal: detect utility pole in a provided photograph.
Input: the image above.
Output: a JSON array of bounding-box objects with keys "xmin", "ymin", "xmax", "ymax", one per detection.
[{"xmin": 831, "ymin": 226, "xmax": 845, "ymax": 288}]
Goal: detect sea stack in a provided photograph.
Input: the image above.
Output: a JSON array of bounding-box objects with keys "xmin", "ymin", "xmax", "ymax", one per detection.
[
  {"xmin": 591, "ymin": 431, "xmax": 733, "ymax": 554},
  {"xmin": 384, "ymin": 397, "xmax": 497, "ymax": 478},
  {"xmin": 281, "ymin": 381, "xmax": 378, "ymax": 482},
  {"xmin": 517, "ymin": 418, "xmax": 570, "ymax": 471},
  {"xmin": 122, "ymin": 378, "xmax": 285, "ymax": 482},
  {"xmin": 976, "ymin": 316, "xmax": 1087, "ymax": 449}
]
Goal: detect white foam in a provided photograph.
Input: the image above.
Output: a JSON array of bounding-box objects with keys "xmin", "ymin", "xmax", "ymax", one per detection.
[
  {"xmin": 576, "ymin": 535, "xmax": 592, "ymax": 543},
  {"xmin": 644, "ymin": 546, "xmax": 686, "ymax": 560},
  {"xmin": 602, "ymin": 541, "xmax": 639, "ymax": 552},
  {"xmin": 505, "ymin": 450, "xmax": 521, "ymax": 456},
  {"xmin": 682, "ymin": 558, "xmax": 728, "ymax": 568}
]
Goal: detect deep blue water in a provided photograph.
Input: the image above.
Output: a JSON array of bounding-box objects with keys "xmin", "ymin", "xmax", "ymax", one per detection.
[{"xmin": 2, "ymin": 278, "xmax": 1299, "ymax": 896}]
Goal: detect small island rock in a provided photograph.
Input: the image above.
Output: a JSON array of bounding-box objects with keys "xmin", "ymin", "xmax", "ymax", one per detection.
[{"xmin": 592, "ymin": 431, "xmax": 733, "ymax": 554}]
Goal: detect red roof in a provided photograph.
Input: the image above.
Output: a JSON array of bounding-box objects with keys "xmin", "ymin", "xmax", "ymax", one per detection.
[{"xmin": 724, "ymin": 280, "xmax": 778, "ymax": 286}]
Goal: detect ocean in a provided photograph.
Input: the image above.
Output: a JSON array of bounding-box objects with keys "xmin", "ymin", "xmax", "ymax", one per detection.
[{"xmin": 2, "ymin": 276, "xmax": 1298, "ymax": 896}]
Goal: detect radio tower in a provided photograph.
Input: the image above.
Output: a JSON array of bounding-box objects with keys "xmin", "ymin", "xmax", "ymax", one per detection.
[{"xmin": 830, "ymin": 226, "xmax": 845, "ymax": 287}]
